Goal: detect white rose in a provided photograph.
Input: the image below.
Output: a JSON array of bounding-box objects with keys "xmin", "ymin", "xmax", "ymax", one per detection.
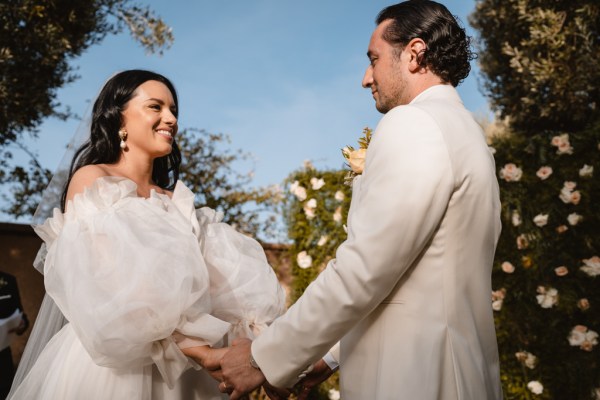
[
  {"xmin": 317, "ymin": 235, "xmax": 328, "ymax": 247},
  {"xmin": 536, "ymin": 287, "xmax": 558, "ymax": 308},
  {"xmin": 348, "ymin": 148, "xmax": 367, "ymax": 174},
  {"xmin": 328, "ymin": 389, "xmax": 341, "ymax": 400},
  {"xmin": 310, "ymin": 177, "xmax": 325, "ymax": 190},
  {"xmin": 567, "ymin": 213, "xmax": 583, "ymax": 226},
  {"xmin": 334, "ymin": 190, "xmax": 345, "ymax": 202},
  {"xmin": 333, "ymin": 206, "xmax": 343, "ymax": 223},
  {"xmin": 551, "ymin": 133, "xmax": 573, "ymax": 155},
  {"xmin": 515, "ymin": 351, "xmax": 538, "ymax": 369},
  {"xmin": 511, "ymin": 210, "xmax": 522, "ymax": 227},
  {"xmin": 292, "ymin": 185, "xmax": 307, "ymax": 201},
  {"xmin": 296, "ymin": 251, "xmax": 312, "ymax": 269},
  {"xmin": 303, "ymin": 198, "xmax": 317, "ymax": 219},
  {"xmin": 501, "ymin": 261, "xmax": 515, "ymax": 274},
  {"xmin": 533, "ymin": 213, "xmax": 548, "ymax": 227},
  {"xmin": 492, "ymin": 289, "xmax": 506, "ymax": 311},
  {"xmin": 579, "ymin": 164, "xmax": 594, "ymax": 177},
  {"xmin": 580, "ymin": 256, "xmax": 600, "ymax": 277},
  {"xmin": 536, "ymin": 166, "xmax": 553, "ymax": 180},
  {"xmin": 568, "ymin": 325, "xmax": 588, "ymax": 347},
  {"xmin": 527, "ymin": 381, "xmax": 544, "ymax": 395},
  {"xmin": 499, "ymin": 163, "xmax": 523, "ymax": 182}
]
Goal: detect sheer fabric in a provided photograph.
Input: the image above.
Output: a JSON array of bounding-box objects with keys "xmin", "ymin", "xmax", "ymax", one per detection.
[{"xmin": 9, "ymin": 177, "xmax": 285, "ymax": 399}]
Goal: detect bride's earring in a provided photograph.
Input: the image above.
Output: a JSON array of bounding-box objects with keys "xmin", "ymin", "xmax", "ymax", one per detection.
[{"xmin": 118, "ymin": 128, "xmax": 128, "ymax": 150}]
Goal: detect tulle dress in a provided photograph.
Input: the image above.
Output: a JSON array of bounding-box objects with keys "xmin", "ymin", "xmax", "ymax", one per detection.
[{"xmin": 9, "ymin": 177, "xmax": 286, "ymax": 400}]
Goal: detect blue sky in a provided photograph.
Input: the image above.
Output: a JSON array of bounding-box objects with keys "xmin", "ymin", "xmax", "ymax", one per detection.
[{"xmin": 16, "ymin": 1, "xmax": 489, "ymax": 216}]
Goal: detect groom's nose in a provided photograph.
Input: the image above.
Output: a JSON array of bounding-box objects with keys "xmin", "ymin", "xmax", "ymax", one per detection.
[{"xmin": 362, "ymin": 65, "xmax": 373, "ymax": 88}]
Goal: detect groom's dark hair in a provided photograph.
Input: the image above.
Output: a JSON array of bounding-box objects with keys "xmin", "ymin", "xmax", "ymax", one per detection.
[{"xmin": 376, "ymin": 0, "xmax": 475, "ymax": 87}]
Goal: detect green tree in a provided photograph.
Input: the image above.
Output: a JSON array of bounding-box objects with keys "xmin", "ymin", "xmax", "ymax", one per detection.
[
  {"xmin": 177, "ymin": 128, "xmax": 282, "ymax": 239},
  {"xmin": 470, "ymin": 0, "xmax": 599, "ymax": 133},
  {"xmin": 0, "ymin": 0, "xmax": 173, "ymax": 147}
]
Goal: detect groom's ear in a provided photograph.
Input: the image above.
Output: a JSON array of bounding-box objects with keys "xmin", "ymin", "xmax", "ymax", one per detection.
[{"xmin": 406, "ymin": 38, "xmax": 428, "ymax": 73}]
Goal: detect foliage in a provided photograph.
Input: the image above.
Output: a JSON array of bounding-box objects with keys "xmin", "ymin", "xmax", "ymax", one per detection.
[
  {"xmin": 490, "ymin": 122, "xmax": 600, "ymax": 399},
  {"xmin": 469, "ymin": 0, "xmax": 600, "ymax": 133},
  {"xmin": 280, "ymin": 162, "xmax": 351, "ymax": 399},
  {"xmin": 177, "ymin": 128, "xmax": 282, "ymax": 239},
  {"xmin": 0, "ymin": 0, "xmax": 174, "ymax": 147}
]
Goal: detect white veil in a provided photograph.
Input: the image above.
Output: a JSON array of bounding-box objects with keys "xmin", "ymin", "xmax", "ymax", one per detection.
[{"xmin": 8, "ymin": 109, "xmax": 92, "ymax": 398}]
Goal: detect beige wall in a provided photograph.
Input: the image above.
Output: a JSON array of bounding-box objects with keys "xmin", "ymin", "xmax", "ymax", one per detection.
[{"xmin": 0, "ymin": 223, "xmax": 291, "ymax": 368}]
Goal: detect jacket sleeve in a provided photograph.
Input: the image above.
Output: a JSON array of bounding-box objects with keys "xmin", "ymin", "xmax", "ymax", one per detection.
[{"xmin": 252, "ymin": 106, "xmax": 455, "ymax": 387}]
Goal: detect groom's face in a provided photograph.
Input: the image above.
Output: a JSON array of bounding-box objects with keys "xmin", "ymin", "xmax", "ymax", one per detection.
[{"xmin": 362, "ymin": 19, "xmax": 408, "ymax": 113}]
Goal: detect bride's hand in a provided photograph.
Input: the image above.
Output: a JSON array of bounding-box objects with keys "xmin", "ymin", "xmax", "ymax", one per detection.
[{"xmin": 182, "ymin": 345, "xmax": 230, "ymax": 381}]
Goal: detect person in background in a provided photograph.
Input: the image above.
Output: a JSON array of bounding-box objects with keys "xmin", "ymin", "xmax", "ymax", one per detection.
[{"xmin": 0, "ymin": 271, "xmax": 29, "ymax": 399}]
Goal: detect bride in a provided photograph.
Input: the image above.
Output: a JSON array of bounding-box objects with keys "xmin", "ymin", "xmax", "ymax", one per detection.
[{"xmin": 8, "ymin": 69, "xmax": 286, "ymax": 399}]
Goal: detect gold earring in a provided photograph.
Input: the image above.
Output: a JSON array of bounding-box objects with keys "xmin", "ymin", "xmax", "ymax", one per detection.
[{"xmin": 118, "ymin": 128, "xmax": 128, "ymax": 149}]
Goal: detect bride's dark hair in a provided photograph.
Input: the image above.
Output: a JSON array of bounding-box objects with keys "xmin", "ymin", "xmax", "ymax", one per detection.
[{"xmin": 60, "ymin": 69, "xmax": 181, "ymax": 210}]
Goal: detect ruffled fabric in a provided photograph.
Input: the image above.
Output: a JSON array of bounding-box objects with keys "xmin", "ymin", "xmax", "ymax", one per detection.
[{"xmin": 14, "ymin": 176, "xmax": 284, "ymax": 399}]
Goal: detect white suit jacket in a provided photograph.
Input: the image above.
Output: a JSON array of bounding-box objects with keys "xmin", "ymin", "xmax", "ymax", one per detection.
[{"xmin": 253, "ymin": 85, "xmax": 503, "ymax": 399}]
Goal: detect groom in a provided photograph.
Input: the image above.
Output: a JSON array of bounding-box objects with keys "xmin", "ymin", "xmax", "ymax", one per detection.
[{"xmin": 204, "ymin": 1, "xmax": 503, "ymax": 398}]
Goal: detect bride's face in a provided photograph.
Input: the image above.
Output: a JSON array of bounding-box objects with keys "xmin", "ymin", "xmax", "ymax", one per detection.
[{"xmin": 120, "ymin": 80, "xmax": 178, "ymax": 159}]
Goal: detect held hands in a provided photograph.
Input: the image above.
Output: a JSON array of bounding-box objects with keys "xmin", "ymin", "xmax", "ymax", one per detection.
[
  {"xmin": 181, "ymin": 345, "xmax": 229, "ymax": 382},
  {"xmin": 220, "ymin": 338, "xmax": 266, "ymax": 400},
  {"xmin": 293, "ymin": 359, "xmax": 335, "ymax": 400}
]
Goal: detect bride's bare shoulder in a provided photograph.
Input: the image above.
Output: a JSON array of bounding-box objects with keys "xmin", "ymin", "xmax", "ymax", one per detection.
[{"xmin": 66, "ymin": 165, "xmax": 111, "ymax": 203}]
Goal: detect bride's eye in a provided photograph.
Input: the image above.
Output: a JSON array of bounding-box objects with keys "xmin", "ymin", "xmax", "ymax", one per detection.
[{"xmin": 149, "ymin": 104, "xmax": 161, "ymax": 111}]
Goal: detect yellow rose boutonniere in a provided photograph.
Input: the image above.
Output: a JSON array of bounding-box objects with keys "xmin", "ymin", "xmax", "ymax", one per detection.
[{"xmin": 342, "ymin": 127, "xmax": 372, "ymax": 185}]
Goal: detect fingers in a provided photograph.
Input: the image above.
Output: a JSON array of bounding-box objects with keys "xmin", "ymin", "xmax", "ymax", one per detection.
[{"xmin": 296, "ymin": 384, "xmax": 313, "ymax": 400}]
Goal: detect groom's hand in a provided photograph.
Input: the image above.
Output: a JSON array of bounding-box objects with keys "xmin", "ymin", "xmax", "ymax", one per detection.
[
  {"xmin": 220, "ymin": 338, "xmax": 266, "ymax": 400},
  {"xmin": 294, "ymin": 359, "xmax": 335, "ymax": 400}
]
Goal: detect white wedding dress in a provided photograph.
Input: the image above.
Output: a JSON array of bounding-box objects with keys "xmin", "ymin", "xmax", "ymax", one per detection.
[{"xmin": 9, "ymin": 177, "xmax": 286, "ymax": 400}]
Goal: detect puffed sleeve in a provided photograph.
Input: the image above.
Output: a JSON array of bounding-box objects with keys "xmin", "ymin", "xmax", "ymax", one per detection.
[
  {"xmin": 34, "ymin": 178, "xmax": 230, "ymax": 388},
  {"xmin": 195, "ymin": 207, "xmax": 286, "ymax": 342}
]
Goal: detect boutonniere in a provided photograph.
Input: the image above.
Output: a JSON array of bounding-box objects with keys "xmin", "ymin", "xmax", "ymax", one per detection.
[
  {"xmin": 0, "ymin": 277, "xmax": 7, "ymax": 289},
  {"xmin": 341, "ymin": 127, "xmax": 373, "ymax": 185}
]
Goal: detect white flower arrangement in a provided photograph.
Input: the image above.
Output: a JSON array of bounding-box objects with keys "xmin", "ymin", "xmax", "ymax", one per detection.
[
  {"xmin": 527, "ymin": 380, "xmax": 544, "ymax": 395},
  {"xmin": 296, "ymin": 251, "xmax": 313, "ymax": 269},
  {"xmin": 499, "ymin": 163, "xmax": 523, "ymax": 182},
  {"xmin": 580, "ymin": 256, "xmax": 600, "ymax": 277},
  {"xmin": 551, "ymin": 133, "xmax": 574, "ymax": 155},
  {"xmin": 568, "ymin": 325, "xmax": 599, "ymax": 351},
  {"xmin": 536, "ymin": 286, "xmax": 558, "ymax": 308}
]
